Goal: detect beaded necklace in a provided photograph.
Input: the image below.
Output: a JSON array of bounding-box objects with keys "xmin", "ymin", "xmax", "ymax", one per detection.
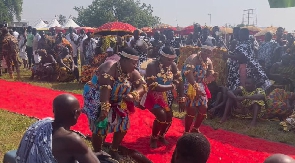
[
  {"xmin": 117, "ymin": 61, "xmax": 130, "ymax": 86},
  {"xmin": 157, "ymin": 61, "xmax": 173, "ymax": 83}
]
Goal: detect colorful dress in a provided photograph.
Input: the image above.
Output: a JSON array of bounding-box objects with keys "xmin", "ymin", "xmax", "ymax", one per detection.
[
  {"xmin": 83, "ymin": 71, "xmax": 134, "ymax": 136},
  {"xmin": 56, "ymin": 57, "xmax": 76, "ymax": 82},
  {"xmin": 182, "ymin": 58, "xmax": 208, "ymax": 108},
  {"xmin": 144, "ymin": 64, "xmax": 174, "ymax": 111},
  {"xmin": 232, "ymin": 86, "xmax": 266, "ymax": 119},
  {"xmin": 265, "ymin": 88, "xmax": 294, "ymax": 118}
]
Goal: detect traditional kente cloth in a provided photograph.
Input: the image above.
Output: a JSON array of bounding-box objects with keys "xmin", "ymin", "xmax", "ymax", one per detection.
[
  {"xmin": 57, "ymin": 57, "xmax": 76, "ymax": 82},
  {"xmin": 232, "ymin": 86, "xmax": 266, "ymax": 119},
  {"xmin": 16, "ymin": 118, "xmax": 57, "ymax": 163},
  {"xmin": 54, "ymin": 38, "xmax": 73, "ymax": 58},
  {"xmin": 257, "ymin": 40, "xmax": 277, "ymax": 68},
  {"xmin": 265, "ymin": 88, "xmax": 294, "ymax": 118},
  {"xmin": 144, "ymin": 67, "xmax": 174, "ymax": 111},
  {"xmin": 83, "ymin": 72, "xmax": 134, "ymax": 136},
  {"xmin": 273, "ymin": 63, "xmax": 295, "ymax": 90},
  {"xmin": 80, "ymin": 54, "xmax": 107, "ymax": 83},
  {"xmin": 227, "ymin": 40, "xmax": 271, "ymax": 91},
  {"xmin": 182, "ymin": 62, "xmax": 208, "ymax": 108}
]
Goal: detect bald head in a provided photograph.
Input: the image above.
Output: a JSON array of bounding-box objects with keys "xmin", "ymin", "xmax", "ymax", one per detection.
[
  {"xmin": 53, "ymin": 94, "xmax": 80, "ymax": 125},
  {"xmin": 264, "ymin": 154, "xmax": 295, "ymax": 163}
]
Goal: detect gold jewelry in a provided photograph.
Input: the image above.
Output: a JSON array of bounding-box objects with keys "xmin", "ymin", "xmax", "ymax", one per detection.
[
  {"xmin": 159, "ymin": 49, "xmax": 177, "ymax": 59},
  {"xmin": 171, "ymin": 84, "xmax": 177, "ymax": 90},
  {"xmin": 156, "ymin": 119, "xmax": 166, "ymax": 124},
  {"xmin": 151, "ymin": 135, "xmax": 158, "ymax": 140},
  {"xmin": 157, "ymin": 62, "xmax": 173, "ymax": 83},
  {"xmin": 119, "ymin": 51, "xmax": 139, "ymax": 60},
  {"xmin": 117, "ymin": 62, "xmax": 130, "ymax": 83},
  {"xmin": 193, "ymin": 82, "xmax": 199, "ymax": 90},
  {"xmin": 100, "ymin": 102, "xmax": 111, "ymax": 112},
  {"xmin": 146, "ymin": 75, "xmax": 157, "ymax": 81},
  {"xmin": 149, "ymin": 82, "xmax": 159, "ymax": 90},
  {"xmin": 129, "ymin": 91, "xmax": 140, "ymax": 101},
  {"xmin": 110, "ymin": 148, "xmax": 118, "ymax": 152},
  {"xmin": 186, "ymin": 114, "xmax": 195, "ymax": 118},
  {"xmin": 99, "ymin": 85, "xmax": 112, "ymax": 90},
  {"xmin": 102, "ymin": 73, "xmax": 114, "ymax": 81},
  {"xmin": 142, "ymin": 83, "xmax": 148, "ymax": 92}
]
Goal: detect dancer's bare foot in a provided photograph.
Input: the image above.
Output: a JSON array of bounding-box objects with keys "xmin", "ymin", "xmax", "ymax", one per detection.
[
  {"xmin": 219, "ymin": 117, "xmax": 228, "ymax": 124},
  {"xmin": 150, "ymin": 136, "xmax": 158, "ymax": 149},
  {"xmin": 159, "ymin": 136, "xmax": 169, "ymax": 145}
]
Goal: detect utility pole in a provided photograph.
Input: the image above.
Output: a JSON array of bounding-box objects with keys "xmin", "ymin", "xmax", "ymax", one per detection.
[
  {"xmin": 208, "ymin": 14, "xmax": 211, "ymax": 26},
  {"xmin": 242, "ymin": 9, "xmax": 256, "ymax": 26}
]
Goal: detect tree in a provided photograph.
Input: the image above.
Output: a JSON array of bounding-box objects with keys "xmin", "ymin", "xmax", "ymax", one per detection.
[
  {"xmin": 0, "ymin": 0, "xmax": 23, "ymax": 22},
  {"xmin": 73, "ymin": 0, "xmax": 160, "ymax": 28},
  {"xmin": 57, "ymin": 14, "xmax": 67, "ymax": 25}
]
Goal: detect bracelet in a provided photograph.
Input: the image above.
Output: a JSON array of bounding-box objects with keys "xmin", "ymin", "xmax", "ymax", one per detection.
[
  {"xmin": 193, "ymin": 82, "xmax": 199, "ymax": 90},
  {"xmin": 142, "ymin": 83, "xmax": 148, "ymax": 92},
  {"xmin": 100, "ymin": 102, "xmax": 111, "ymax": 112},
  {"xmin": 150, "ymin": 82, "xmax": 159, "ymax": 90},
  {"xmin": 171, "ymin": 84, "xmax": 177, "ymax": 90},
  {"xmin": 178, "ymin": 97, "xmax": 186, "ymax": 103},
  {"xmin": 146, "ymin": 75, "xmax": 157, "ymax": 81},
  {"xmin": 129, "ymin": 91, "xmax": 140, "ymax": 101},
  {"xmin": 99, "ymin": 85, "xmax": 112, "ymax": 90}
]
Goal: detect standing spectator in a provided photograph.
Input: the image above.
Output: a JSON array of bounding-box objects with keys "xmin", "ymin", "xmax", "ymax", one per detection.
[
  {"xmin": 66, "ymin": 27, "xmax": 79, "ymax": 65},
  {"xmin": 32, "ymin": 28, "xmax": 41, "ymax": 64},
  {"xmin": 26, "ymin": 26, "xmax": 34, "ymax": 68},
  {"xmin": 12, "ymin": 27, "xmax": 19, "ymax": 38}
]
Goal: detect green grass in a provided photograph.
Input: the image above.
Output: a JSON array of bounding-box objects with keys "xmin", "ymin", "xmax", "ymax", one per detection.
[{"xmin": 1, "ymin": 68, "xmax": 295, "ymax": 161}]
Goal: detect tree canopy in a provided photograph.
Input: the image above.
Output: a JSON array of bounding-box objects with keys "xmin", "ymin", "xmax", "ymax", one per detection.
[
  {"xmin": 57, "ymin": 14, "xmax": 67, "ymax": 25},
  {"xmin": 0, "ymin": 0, "xmax": 23, "ymax": 22},
  {"xmin": 73, "ymin": 0, "xmax": 160, "ymax": 28}
]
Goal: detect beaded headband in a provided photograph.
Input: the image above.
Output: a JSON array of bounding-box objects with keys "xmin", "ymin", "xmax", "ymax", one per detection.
[
  {"xmin": 159, "ymin": 49, "xmax": 177, "ymax": 59},
  {"xmin": 120, "ymin": 51, "xmax": 139, "ymax": 60}
]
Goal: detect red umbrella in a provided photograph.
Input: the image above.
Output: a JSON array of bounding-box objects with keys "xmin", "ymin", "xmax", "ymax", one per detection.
[
  {"xmin": 95, "ymin": 21, "xmax": 137, "ymax": 36},
  {"xmin": 153, "ymin": 24, "xmax": 177, "ymax": 32},
  {"xmin": 75, "ymin": 27, "xmax": 95, "ymax": 34},
  {"xmin": 141, "ymin": 27, "xmax": 153, "ymax": 36},
  {"xmin": 180, "ymin": 25, "xmax": 194, "ymax": 35}
]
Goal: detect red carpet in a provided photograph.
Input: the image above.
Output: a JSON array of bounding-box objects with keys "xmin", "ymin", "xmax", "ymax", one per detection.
[{"xmin": 0, "ymin": 79, "xmax": 295, "ymax": 163}]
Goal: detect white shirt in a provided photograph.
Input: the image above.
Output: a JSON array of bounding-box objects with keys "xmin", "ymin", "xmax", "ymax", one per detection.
[
  {"xmin": 66, "ymin": 33, "xmax": 79, "ymax": 57},
  {"xmin": 13, "ymin": 31, "xmax": 19, "ymax": 38},
  {"xmin": 79, "ymin": 34, "xmax": 88, "ymax": 53},
  {"xmin": 33, "ymin": 34, "xmax": 42, "ymax": 63}
]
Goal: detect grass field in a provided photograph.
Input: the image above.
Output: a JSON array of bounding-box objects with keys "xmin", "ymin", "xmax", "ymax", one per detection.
[{"xmin": 0, "ymin": 69, "xmax": 295, "ymax": 161}]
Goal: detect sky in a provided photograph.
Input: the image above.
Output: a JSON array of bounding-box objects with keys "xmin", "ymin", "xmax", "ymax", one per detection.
[{"xmin": 22, "ymin": 0, "xmax": 295, "ymax": 31}]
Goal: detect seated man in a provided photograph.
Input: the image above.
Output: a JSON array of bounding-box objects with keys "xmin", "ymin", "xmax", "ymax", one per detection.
[
  {"xmin": 31, "ymin": 49, "xmax": 57, "ymax": 81},
  {"xmin": 16, "ymin": 94, "xmax": 103, "ymax": 163},
  {"xmin": 171, "ymin": 133, "xmax": 211, "ymax": 163},
  {"xmin": 220, "ymin": 77, "xmax": 266, "ymax": 126}
]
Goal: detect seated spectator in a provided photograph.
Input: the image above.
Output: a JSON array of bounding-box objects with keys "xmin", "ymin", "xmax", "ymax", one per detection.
[
  {"xmin": 56, "ymin": 47, "xmax": 79, "ymax": 82},
  {"xmin": 171, "ymin": 133, "xmax": 211, "ymax": 163},
  {"xmin": 16, "ymin": 94, "xmax": 113, "ymax": 163},
  {"xmin": 269, "ymin": 54, "xmax": 295, "ymax": 91},
  {"xmin": 264, "ymin": 154, "xmax": 295, "ymax": 163},
  {"xmin": 264, "ymin": 89, "xmax": 295, "ymax": 121},
  {"xmin": 220, "ymin": 77, "xmax": 266, "ymax": 126},
  {"xmin": 208, "ymin": 85, "xmax": 228, "ymax": 117},
  {"xmin": 31, "ymin": 49, "xmax": 57, "ymax": 81}
]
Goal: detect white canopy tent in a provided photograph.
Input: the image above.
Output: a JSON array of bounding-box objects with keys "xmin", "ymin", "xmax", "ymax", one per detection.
[
  {"xmin": 34, "ymin": 20, "xmax": 48, "ymax": 29},
  {"xmin": 62, "ymin": 19, "xmax": 80, "ymax": 28},
  {"xmin": 47, "ymin": 19, "xmax": 61, "ymax": 28}
]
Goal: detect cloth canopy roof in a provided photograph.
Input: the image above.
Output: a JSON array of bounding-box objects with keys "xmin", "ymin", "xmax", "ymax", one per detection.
[
  {"xmin": 63, "ymin": 19, "xmax": 80, "ymax": 28},
  {"xmin": 34, "ymin": 20, "xmax": 48, "ymax": 29},
  {"xmin": 47, "ymin": 19, "xmax": 61, "ymax": 28}
]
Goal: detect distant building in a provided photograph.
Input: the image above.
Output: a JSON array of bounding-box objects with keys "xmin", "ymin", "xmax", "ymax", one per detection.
[{"xmin": 8, "ymin": 22, "xmax": 29, "ymax": 27}]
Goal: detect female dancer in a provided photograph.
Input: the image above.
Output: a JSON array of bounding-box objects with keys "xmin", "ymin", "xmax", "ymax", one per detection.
[
  {"xmin": 82, "ymin": 47, "xmax": 147, "ymax": 160},
  {"xmin": 182, "ymin": 46, "xmax": 214, "ymax": 133},
  {"xmin": 144, "ymin": 46, "xmax": 185, "ymax": 148}
]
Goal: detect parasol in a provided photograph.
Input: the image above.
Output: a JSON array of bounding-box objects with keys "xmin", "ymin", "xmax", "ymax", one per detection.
[
  {"xmin": 219, "ymin": 27, "xmax": 233, "ymax": 34},
  {"xmin": 254, "ymin": 27, "xmax": 278, "ymax": 37},
  {"xmin": 75, "ymin": 27, "xmax": 95, "ymax": 34},
  {"xmin": 180, "ymin": 25, "xmax": 194, "ymax": 35},
  {"xmin": 242, "ymin": 26, "xmax": 261, "ymax": 32},
  {"xmin": 141, "ymin": 27, "xmax": 153, "ymax": 36},
  {"xmin": 268, "ymin": 0, "xmax": 295, "ymax": 8},
  {"xmin": 95, "ymin": 21, "xmax": 137, "ymax": 36},
  {"xmin": 153, "ymin": 24, "xmax": 177, "ymax": 32}
]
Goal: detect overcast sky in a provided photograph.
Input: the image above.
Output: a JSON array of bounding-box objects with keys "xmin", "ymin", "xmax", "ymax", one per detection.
[{"xmin": 22, "ymin": 0, "xmax": 295, "ymax": 31}]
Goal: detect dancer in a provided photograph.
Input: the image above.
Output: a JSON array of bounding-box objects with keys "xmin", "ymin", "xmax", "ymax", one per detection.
[
  {"xmin": 144, "ymin": 46, "xmax": 184, "ymax": 148},
  {"xmin": 83, "ymin": 47, "xmax": 147, "ymax": 160},
  {"xmin": 182, "ymin": 46, "xmax": 214, "ymax": 133}
]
